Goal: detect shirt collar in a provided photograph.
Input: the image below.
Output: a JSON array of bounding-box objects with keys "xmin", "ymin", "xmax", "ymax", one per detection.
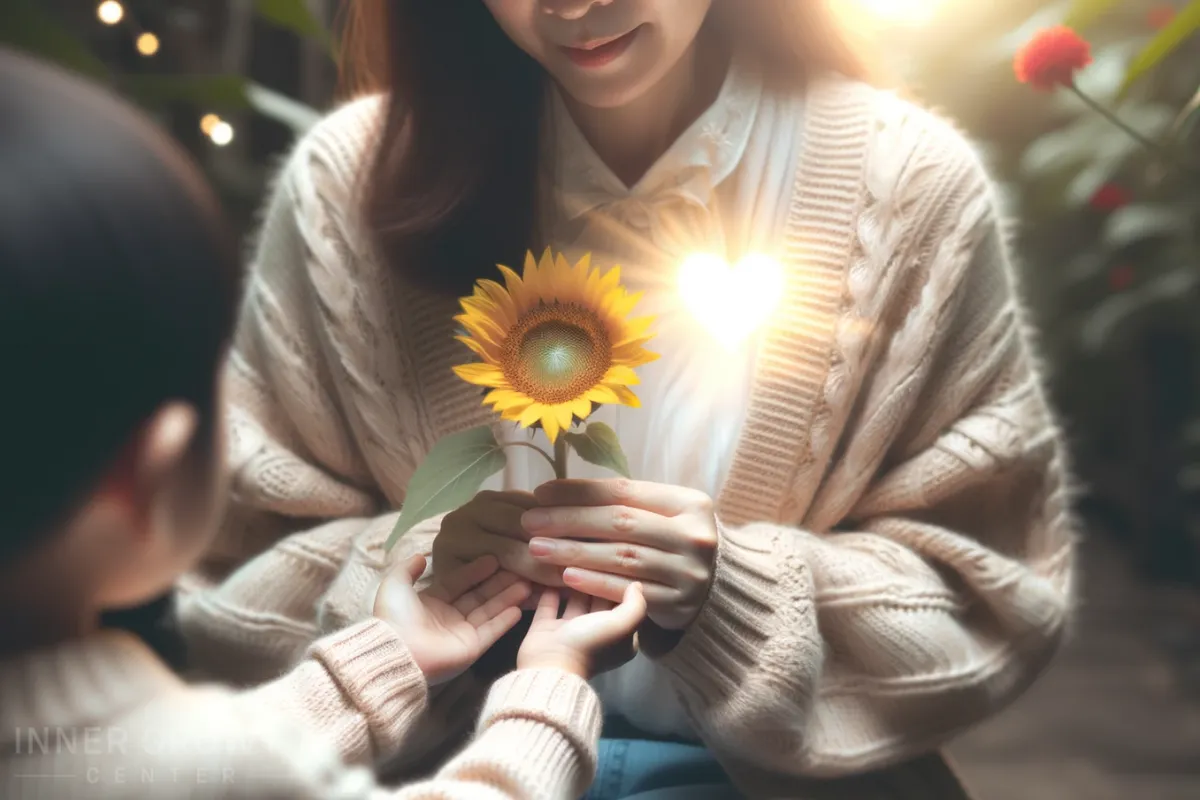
[{"xmin": 549, "ymin": 57, "xmax": 763, "ymax": 222}]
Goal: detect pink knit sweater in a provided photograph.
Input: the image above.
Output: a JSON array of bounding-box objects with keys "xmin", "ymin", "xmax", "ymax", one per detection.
[
  {"xmin": 178, "ymin": 75, "xmax": 1076, "ymax": 797},
  {"xmin": 0, "ymin": 620, "xmax": 600, "ymax": 799}
]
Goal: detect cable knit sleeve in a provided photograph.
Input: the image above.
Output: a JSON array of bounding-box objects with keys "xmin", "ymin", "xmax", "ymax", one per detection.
[
  {"xmin": 216, "ymin": 669, "xmax": 600, "ymax": 800},
  {"xmin": 650, "ymin": 111, "xmax": 1075, "ymax": 779},
  {"xmin": 176, "ymin": 100, "xmax": 440, "ymax": 689}
]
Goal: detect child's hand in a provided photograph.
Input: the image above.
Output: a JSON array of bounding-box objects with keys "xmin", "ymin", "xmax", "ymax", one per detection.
[
  {"xmin": 517, "ymin": 583, "xmax": 647, "ymax": 679},
  {"xmin": 374, "ymin": 555, "xmax": 531, "ymax": 685}
]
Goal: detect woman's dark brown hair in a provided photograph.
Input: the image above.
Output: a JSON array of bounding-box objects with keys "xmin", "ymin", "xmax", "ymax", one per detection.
[{"xmin": 341, "ymin": 0, "xmax": 874, "ymax": 298}]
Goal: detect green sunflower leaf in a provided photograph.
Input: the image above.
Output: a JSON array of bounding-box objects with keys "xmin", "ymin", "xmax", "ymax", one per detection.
[
  {"xmin": 563, "ymin": 423, "xmax": 632, "ymax": 479},
  {"xmin": 385, "ymin": 426, "xmax": 507, "ymax": 550}
]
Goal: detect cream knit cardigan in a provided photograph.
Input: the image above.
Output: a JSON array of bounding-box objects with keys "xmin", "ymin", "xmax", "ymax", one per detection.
[{"xmin": 178, "ymin": 75, "xmax": 1076, "ymax": 798}]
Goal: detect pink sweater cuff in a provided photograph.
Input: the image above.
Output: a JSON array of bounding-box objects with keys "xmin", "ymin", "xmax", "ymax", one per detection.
[
  {"xmin": 309, "ymin": 618, "xmax": 427, "ymax": 759},
  {"xmin": 478, "ymin": 668, "xmax": 602, "ymax": 780}
]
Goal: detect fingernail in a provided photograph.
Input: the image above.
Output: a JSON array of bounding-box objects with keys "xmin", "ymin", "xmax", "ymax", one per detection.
[
  {"xmin": 562, "ymin": 568, "xmax": 583, "ymax": 585},
  {"xmin": 528, "ymin": 538, "xmax": 557, "ymax": 557},
  {"xmin": 522, "ymin": 509, "xmax": 549, "ymax": 530}
]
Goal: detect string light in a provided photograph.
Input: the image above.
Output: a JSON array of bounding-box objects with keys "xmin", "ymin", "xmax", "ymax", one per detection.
[
  {"xmin": 209, "ymin": 121, "xmax": 235, "ymax": 146},
  {"xmin": 97, "ymin": 1, "xmax": 124, "ymax": 25},
  {"xmin": 136, "ymin": 33, "xmax": 160, "ymax": 57},
  {"xmin": 199, "ymin": 114, "xmax": 222, "ymax": 136}
]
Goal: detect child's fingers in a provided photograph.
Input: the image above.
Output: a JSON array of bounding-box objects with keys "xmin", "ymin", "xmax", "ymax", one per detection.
[
  {"xmin": 563, "ymin": 590, "xmax": 590, "ymax": 620},
  {"xmin": 598, "ymin": 583, "xmax": 647, "ymax": 639},
  {"xmin": 465, "ymin": 579, "xmax": 531, "ymax": 628},
  {"xmin": 404, "ymin": 555, "xmax": 428, "ymax": 585},
  {"xmin": 589, "ymin": 595, "xmax": 615, "ymax": 614},
  {"xmin": 453, "ymin": 570, "xmax": 520, "ymax": 616},
  {"xmin": 473, "ymin": 606, "xmax": 524, "ymax": 652},
  {"xmin": 435, "ymin": 555, "xmax": 501, "ymax": 601},
  {"xmin": 531, "ymin": 588, "xmax": 562, "ymax": 624}
]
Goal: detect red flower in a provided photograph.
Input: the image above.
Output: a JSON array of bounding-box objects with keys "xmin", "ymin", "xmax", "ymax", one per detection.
[
  {"xmin": 1089, "ymin": 182, "xmax": 1132, "ymax": 212},
  {"xmin": 1148, "ymin": 5, "xmax": 1176, "ymax": 29},
  {"xmin": 1014, "ymin": 26, "xmax": 1093, "ymax": 91},
  {"xmin": 1108, "ymin": 265, "xmax": 1135, "ymax": 292}
]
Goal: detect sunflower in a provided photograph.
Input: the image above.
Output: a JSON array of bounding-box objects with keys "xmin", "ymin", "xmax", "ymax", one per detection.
[{"xmin": 452, "ymin": 250, "xmax": 658, "ymax": 443}]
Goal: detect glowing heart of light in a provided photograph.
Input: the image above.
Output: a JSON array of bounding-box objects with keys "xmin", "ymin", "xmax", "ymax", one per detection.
[{"xmin": 677, "ymin": 252, "xmax": 785, "ymax": 348}]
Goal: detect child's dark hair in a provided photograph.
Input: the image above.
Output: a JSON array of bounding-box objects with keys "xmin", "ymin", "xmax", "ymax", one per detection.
[{"xmin": 0, "ymin": 49, "xmax": 241, "ymax": 561}]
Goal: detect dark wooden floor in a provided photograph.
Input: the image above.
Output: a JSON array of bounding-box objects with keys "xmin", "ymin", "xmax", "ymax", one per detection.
[{"xmin": 950, "ymin": 535, "xmax": 1200, "ymax": 800}]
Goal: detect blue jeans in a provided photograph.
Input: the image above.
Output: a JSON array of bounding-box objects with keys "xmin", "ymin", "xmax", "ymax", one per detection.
[{"xmin": 583, "ymin": 738, "xmax": 741, "ymax": 800}]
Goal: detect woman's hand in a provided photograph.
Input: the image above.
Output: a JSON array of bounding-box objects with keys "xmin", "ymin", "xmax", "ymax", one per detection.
[
  {"xmin": 373, "ymin": 554, "xmax": 531, "ymax": 685},
  {"xmin": 518, "ymin": 584, "xmax": 647, "ymax": 679},
  {"xmin": 522, "ymin": 479, "xmax": 719, "ymax": 631},
  {"xmin": 431, "ymin": 490, "xmax": 565, "ymax": 589}
]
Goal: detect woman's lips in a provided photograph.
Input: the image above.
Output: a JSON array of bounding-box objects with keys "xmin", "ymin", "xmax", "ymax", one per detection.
[{"xmin": 561, "ymin": 26, "xmax": 642, "ymax": 69}]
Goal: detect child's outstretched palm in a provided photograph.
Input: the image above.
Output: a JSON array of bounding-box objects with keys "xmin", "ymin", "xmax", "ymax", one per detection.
[
  {"xmin": 374, "ymin": 555, "xmax": 530, "ymax": 685},
  {"xmin": 518, "ymin": 583, "xmax": 647, "ymax": 678}
]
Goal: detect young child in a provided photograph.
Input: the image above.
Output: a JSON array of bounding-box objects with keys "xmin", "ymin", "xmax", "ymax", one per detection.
[
  {"xmin": 0, "ymin": 49, "xmax": 645, "ymax": 800},
  {"xmin": 182, "ymin": 1, "xmax": 1075, "ymax": 797}
]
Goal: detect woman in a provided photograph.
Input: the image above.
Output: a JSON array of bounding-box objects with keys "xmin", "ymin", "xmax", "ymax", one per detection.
[{"xmin": 178, "ymin": 1, "xmax": 1075, "ymax": 797}]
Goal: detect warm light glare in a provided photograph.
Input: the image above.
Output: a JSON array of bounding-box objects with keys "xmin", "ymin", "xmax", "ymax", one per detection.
[
  {"xmin": 199, "ymin": 113, "xmax": 221, "ymax": 135},
  {"xmin": 209, "ymin": 121, "xmax": 235, "ymax": 146},
  {"xmin": 847, "ymin": 0, "xmax": 940, "ymax": 27},
  {"xmin": 678, "ymin": 253, "xmax": 784, "ymax": 348},
  {"xmin": 136, "ymin": 33, "xmax": 160, "ymax": 56},
  {"xmin": 97, "ymin": 1, "xmax": 124, "ymax": 25}
]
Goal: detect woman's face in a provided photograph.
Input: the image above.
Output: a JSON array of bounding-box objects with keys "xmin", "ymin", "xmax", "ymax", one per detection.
[{"xmin": 481, "ymin": 0, "xmax": 714, "ymax": 109}]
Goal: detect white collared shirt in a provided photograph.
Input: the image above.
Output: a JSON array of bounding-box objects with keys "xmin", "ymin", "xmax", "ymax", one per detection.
[{"xmin": 483, "ymin": 59, "xmax": 805, "ymax": 738}]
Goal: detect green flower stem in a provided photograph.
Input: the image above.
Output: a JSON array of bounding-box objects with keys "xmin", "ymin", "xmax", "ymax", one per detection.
[
  {"xmin": 553, "ymin": 436, "xmax": 569, "ymax": 480},
  {"xmin": 502, "ymin": 440, "xmax": 556, "ymax": 473},
  {"xmin": 1068, "ymin": 82, "xmax": 1170, "ymax": 158}
]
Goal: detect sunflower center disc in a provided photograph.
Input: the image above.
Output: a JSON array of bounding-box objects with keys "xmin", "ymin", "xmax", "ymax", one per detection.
[
  {"xmin": 501, "ymin": 304, "xmax": 612, "ymax": 406},
  {"xmin": 520, "ymin": 321, "xmax": 593, "ymax": 389}
]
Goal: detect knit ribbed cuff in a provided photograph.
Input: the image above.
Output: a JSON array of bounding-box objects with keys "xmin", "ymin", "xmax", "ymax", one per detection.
[
  {"xmin": 478, "ymin": 668, "xmax": 602, "ymax": 765},
  {"xmin": 655, "ymin": 520, "xmax": 814, "ymax": 696},
  {"xmin": 309, "ymin": 618, "xmax": 427, "ymax": 759}
]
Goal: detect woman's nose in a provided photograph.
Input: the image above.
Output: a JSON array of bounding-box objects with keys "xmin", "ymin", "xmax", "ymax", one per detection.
[{"xmin": 540, "ymin": 0, "xmax": 613, "ymax": 21}]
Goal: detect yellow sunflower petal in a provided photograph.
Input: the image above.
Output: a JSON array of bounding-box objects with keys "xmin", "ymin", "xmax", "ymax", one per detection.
[
  {"xmin": 453, "ymin": 363, "xmax": 508, "ymax": 388},
  {"xmin": 606, "ymin": 384, "xmax": 642, "ymax": 409},
  {"xmin": 497, "ymin": 263, "xmax": 537, "ymax": 314},
  {"xmin": 485, "ymin": 388, "xmax": 534, "ymax": 413},
  {"xmin": 601, "ymin": 364, "xmax": 640, "ymax": 387},
  {"xmin": 614, "ymin": 315, "xmax": 656, "ymax": 347},
  {"xmin": 542, "ymin": 410, "xmax": 561, "ymax": 443},
  {"xmin": 456, "ymin": 334, "xmax": 502, "ymax": 364},
  {"xmin": 516, "ymin": 403, "xmax": 548, "ymax": 429},
  {"xmin": 567, "ymin": 396, "xmax": 594, "ymax": 421},
  {"xmin": 476, "ymin": 279, "xmax": 518, "ymax": 327},
  {"xmin": 455, "ymin": 313, "xmax": 507, "ymax": 350},
  {"xmin": 611, "ymin": 343, "xmax": 660, "ymax": 367},
  {"xmin": 582, "ymin": 385, "xmax": 622, "ymax": 405}
]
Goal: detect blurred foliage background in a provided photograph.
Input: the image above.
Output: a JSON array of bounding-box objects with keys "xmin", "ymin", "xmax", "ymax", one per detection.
[{"xmin": 4, "ymin": 0, "xmax": 1200, "ymax": 592}]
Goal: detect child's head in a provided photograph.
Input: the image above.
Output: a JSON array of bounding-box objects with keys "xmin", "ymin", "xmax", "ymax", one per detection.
[
  {"xmin": 342, "ymin": 0, "xmax": 873, "ymax": 298},
  {"xmin": 0, "ymin": 50, "xmax": 240, "ymax": 623}
]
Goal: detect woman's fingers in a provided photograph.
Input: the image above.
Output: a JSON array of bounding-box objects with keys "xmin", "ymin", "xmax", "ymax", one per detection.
[
  {"xmin": 534, "ymin": 479, "xmax": 708, "ymax": 517},
  {"xmin": 521, "ymin": 505, "xmax": 677, "ymax": 549},
  {"xmin": 464, "ymin": 491, "xmax": 539, "ymax": 540},
  {"xmin": 428, "ymin": 555, "xmax": 500, "ymax": 602},
  {"xmin": 562, "ymin": 567, "xmax": 673, "ymax": 607},
  {"xmin": 438, "ymin": 528, "xmax": 565, "ymax": 587},
  {"xmin": 528, "ymin": 538, "xmax": 685, "ymax": 584}
]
